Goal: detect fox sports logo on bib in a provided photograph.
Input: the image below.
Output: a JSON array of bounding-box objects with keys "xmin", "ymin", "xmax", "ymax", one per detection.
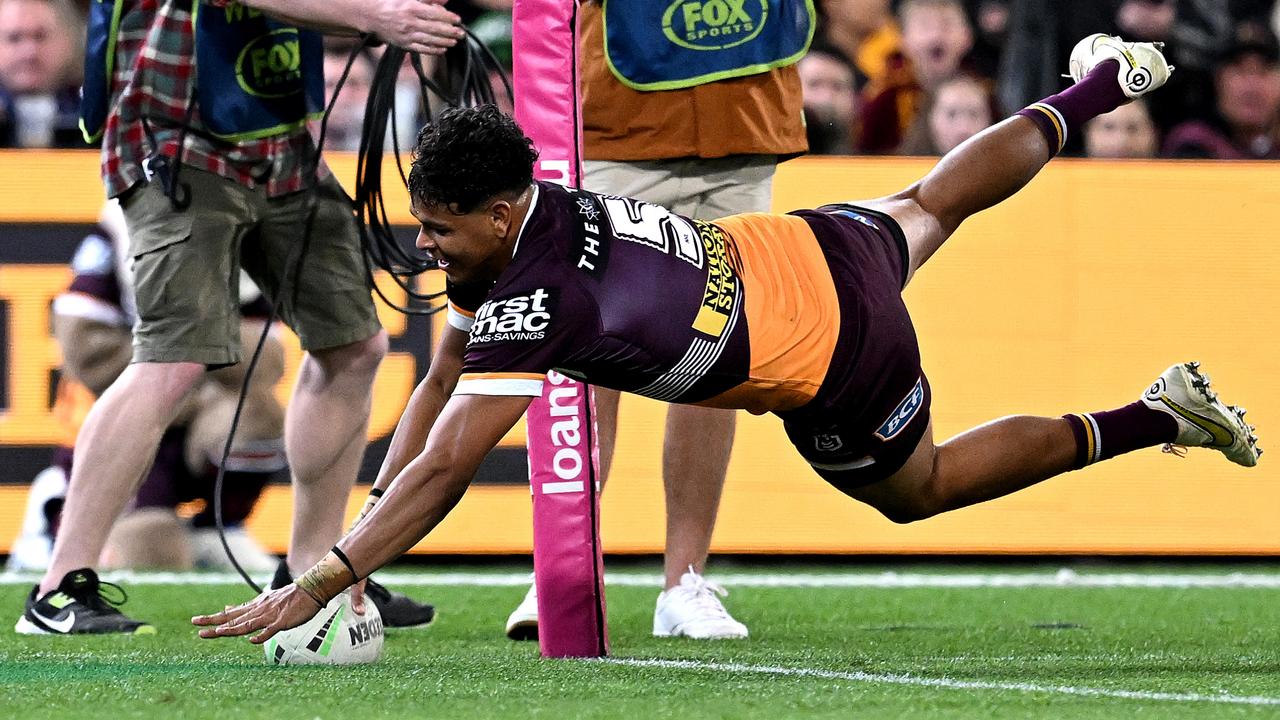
[{"xmin": 263, "ymin": 590, "xmax": 384, "ymax": 666}]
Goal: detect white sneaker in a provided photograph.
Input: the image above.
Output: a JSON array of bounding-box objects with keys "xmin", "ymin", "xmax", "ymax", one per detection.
[
  {"xmin": 189, "ymin": 526, "xmax": 279, "ymax": 573},
  {"xmin": 1142, "ymin": 362, "xmax": 1261, "ymax": 467},
  {"xmin": 4, "ymin": 465, "xmax": 66, "ymax": 572},
  {"xmin": 504, "ymin": 580, "xmax": 538, "ymax": 641},
  {"xmin": 653, "ymin": 567, "xmax": 748, "ymax": 640},
  {"xmin": 1069, "ymin": 33, "xmax": 1173, "ymax": 99}
]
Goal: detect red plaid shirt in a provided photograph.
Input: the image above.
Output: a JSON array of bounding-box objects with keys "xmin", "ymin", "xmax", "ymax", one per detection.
[{"xmin": 101, "ymin": 0, "xmax": 325, "ymax": 199}]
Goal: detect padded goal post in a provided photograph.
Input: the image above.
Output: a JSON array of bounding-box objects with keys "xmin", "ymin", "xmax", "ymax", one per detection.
[{"xmin": 511, "ymin": 0, "xmax": 609, "ymax": 659}]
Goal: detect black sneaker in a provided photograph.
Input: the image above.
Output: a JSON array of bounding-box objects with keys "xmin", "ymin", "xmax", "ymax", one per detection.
[
  {"xmin": 15, "ymin": 568, "xmax": 155, "ymax": 635},
  {"xmin": 363, "ymin": 577, "xmax": 435, "ymax": 628},
  {"xmin": 271, "ymin": 560, "xmax": 434, "ymax": 628}
]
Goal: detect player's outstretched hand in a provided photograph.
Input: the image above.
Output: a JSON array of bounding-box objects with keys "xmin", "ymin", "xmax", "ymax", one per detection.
[
  {"xmin": 370, "ymin": 0, "xmax": 465, "ymax": 55},
  {"xmin": 191, "ymin": 585, "xmax": 321, "ymax": 644}
]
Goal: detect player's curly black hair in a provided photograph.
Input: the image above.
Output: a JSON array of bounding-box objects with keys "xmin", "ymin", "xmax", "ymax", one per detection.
[{"xmin": 407, "ymin": 105, "xmax": 539, "ymax": 213}]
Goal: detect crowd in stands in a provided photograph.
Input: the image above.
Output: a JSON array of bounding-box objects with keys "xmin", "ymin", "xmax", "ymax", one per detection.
[
  {"xmin": 806, "ymin": 0, "xmax": 1280, "ymax": 158},
  {"xmin": 3, "ymin": 0, "xmax": 1278, "ymax": 160}
]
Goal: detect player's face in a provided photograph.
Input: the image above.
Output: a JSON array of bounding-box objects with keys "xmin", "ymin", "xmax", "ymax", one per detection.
[{"xmin": 410, "ymin": 195, "xmax": 516, "ymax": 284}]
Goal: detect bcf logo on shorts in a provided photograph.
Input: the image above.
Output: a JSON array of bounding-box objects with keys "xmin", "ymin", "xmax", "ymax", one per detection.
[{"xmin": 875, "ymin": 377, "xmax": 924, "ymax": 441}]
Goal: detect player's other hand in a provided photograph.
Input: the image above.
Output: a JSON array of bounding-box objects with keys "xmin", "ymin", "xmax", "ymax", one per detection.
[
  {"xmin": 191, "ymin": 585, "xmax": 321, "ymax": 644},
  {"xmin": 350, "ymin": 578, "xmax": 369, "ymax": 615},
  {"xmin": 370, "ymin": 0, "xmax": 465, "ymax": 55}
]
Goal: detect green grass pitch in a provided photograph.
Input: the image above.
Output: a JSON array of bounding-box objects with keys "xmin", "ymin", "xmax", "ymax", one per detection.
[{"xmin": 1, "ymin": 563, "xmax": 1277, "ymax": 719}]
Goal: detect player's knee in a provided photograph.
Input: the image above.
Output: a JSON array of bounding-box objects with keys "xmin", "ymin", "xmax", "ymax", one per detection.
[
  {"xmin": 119, "ymin": 361, "xmax": 206, "ymax": 410},
  {"xmin": 865, "ymin": 468, "xmax": 949, "ymax": 524},
  {"xmin": 875, "ymin": 497, "xmax": 942, "ymax": 525}
]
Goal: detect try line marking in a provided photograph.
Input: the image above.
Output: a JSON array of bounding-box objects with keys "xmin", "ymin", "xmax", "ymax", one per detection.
[
  {"xmin": 597, "ymin": 658, "xmax": 1280, "ymax": 707},
  {"xmin": 1, "ymin": 569, "xmax": 1278, "ymax": 588}
]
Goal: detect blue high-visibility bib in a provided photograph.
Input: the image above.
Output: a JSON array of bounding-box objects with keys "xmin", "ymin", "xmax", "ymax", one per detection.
[
  {"xmin": 192, "ymin": 2, "xmax": 324, "ymax": 141},
  {"xmin": 80, "ymin": 1, "xmax": 324, "ymax": 144},
  {"xmin": 603, "ymin": 0, "xmax": 815, "ymax": 91},
  {"xmin": 80, "ymin": 0, "xmax": 123, "ymax": 143}
]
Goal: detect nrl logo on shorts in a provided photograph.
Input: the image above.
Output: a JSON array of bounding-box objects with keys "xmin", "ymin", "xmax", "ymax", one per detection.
[
  {"xmin": 663, "ymin": 0, "xmax": 767, "ymax": 51},
  {"xmin": 813, "ymin": 433, "xmax": 844, "ymax": 453}
]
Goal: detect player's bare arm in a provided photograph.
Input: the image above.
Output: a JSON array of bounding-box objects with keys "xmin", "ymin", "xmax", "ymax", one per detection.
[
  {"xmin": 371, "ymin": 323, "xmax": 469, "ymax": 495},
  {"xmin": 192, "ymin": 392, "xmax": 532, "ymax": 642}
]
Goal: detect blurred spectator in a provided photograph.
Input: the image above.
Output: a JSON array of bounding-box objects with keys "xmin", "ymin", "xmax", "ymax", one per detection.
[
  {"xmin": 322, "ymin": 43, "xmax": 376, "ymax": 152},
  {"xmin": 966, "ymin": 0, "xmax": 1011, "ymax": 79},
  {"xmin": 899, "ymin": 73, "xmax": 998, "ymax": 154},
  {"xmin": 1085, "ymin": 98, "xmax": 1160, "ymax": 158},
  {"xmin": 469, "ymin": 10, "xmax": 514, "ymax": 115},
  {"xmin": 0, "ymin": 0, "xmax": 83, "ymax": 148},
  {"xmin": 902, "ymin": 0, "xmax": 976, "ymax": 88},
  {"xmin": 450, "ymin": 0, "xmax": 513, "ymax": 25},
  {"xmin": 997, "ymin": 0, "xmax": 1239, "ymax": 140},
  {"xmin": 1115, "ymin": 0, "xmax": 1176, "ymax": 41},
  {"xmin": 1163, "ymin": 22, "xmax": 1280, "ymax": 158},
  {"xmin": 997, "ymin": 0, "xmax": 1123, "ymax": 126},
  {"xmin": 799, "ymin": 45, "xmax": 859, "ymax": 154},
  {"xmin": 818, "ymin": 0, "xmax": 902, "ymax": 90},
  {"xmin": 859, "ymin": 0, "xmax": 975, "ymax": 154}
]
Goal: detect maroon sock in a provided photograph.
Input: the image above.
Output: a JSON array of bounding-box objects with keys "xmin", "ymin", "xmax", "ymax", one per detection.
[
  {"xmin": 1063, "ymin": 402, "xmax": 1180, "ymax": 469},
  {"xmin": 1015, "ymin": 59, "xmax": 1129, "ymax": 156}
]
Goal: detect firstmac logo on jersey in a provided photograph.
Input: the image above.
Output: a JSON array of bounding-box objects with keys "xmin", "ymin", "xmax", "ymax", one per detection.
[{"xmin": 470, "ymin": 288, "xmax": 557, "ymax": 344}]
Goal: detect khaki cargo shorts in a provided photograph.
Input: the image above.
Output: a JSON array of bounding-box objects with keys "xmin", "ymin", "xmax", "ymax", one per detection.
[
  {"xmin": 121, "ymin": 167, "xmax": 381, "ymax": 367},
  {"xmin": 582, "ymin": 154, "xmax": 777, "ymax": 219}
]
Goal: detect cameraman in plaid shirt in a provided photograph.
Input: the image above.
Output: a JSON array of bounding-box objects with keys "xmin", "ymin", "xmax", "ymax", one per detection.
[{"xmin": 18, "ymin": 0, "xmax": 463, "ymax": 636}]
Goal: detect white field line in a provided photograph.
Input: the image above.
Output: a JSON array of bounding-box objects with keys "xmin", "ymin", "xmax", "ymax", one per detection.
[
  {"xmin": 597, "ymin": 658, "xmax": 1280, "ymax": 707},
  {"xmin": 1, "ymin": 569, "xmax": 1279, "ymax": 588}
]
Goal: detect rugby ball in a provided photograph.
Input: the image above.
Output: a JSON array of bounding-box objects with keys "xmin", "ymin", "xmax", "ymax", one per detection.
[{"xmin": 264, "ymin": 589, "xmax": 384, "ymax": 666}]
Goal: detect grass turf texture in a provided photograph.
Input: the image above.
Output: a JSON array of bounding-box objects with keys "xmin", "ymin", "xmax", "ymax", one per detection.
[{"xmin": 1, "ymin": 563, "xmax": 1277, "ymax": 719}]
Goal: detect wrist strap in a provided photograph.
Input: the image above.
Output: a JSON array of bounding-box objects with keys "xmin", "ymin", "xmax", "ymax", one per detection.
[
  {"xmin": 295, "ymin": 583, "xmax": 326, "ymax": 609},
  {"xmin": 330, "ymin": 545, "xmax": 360, "ymax": 582}
]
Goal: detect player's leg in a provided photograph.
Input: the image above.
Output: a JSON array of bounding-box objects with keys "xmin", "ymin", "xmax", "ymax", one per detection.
[
  {"xmin": 39, "ymin": 363, "xmax": 203, "ymax": 586},
  {"xmin": 655, "ymin": 157, "xmax": 769, "ymax": 588},
  {"xmin": 593, "ymin": 386, "xmax": 621, "ymax": 485},
  {"xmin": 184, "ymin": 321, "xmax": 288, "ymax": 572},
  {"xmin": 247, "ymin": 182, "xmax": 387, "ymax": 572},
  {"xmin": 844, "ymin": 363, "xmax": 1259, "ymax": 524},
  {"xmin": 100, "ymin": 428, "xmax": 196, "ymax": 570},
  {"xmin": 253, "ymin": 177, "xmax": 434, "ymax": 628},
  {"xmin": 861, "ymin": 36, "xmax": 1173, "ymax": 283},
  {"xmin": 24, "ymin": 172, "xmax": 248, "ymax": 634},
  {"xmin": 660, "ymin": 402, "xmax": 733, "ymax": 585},
  {"xmin": 651, "ymin": 157, "xmax": 780, "ymax": 639},
  {"xmin": 281, "ymin": 335, "xmax": 387, "ymax": 567}
]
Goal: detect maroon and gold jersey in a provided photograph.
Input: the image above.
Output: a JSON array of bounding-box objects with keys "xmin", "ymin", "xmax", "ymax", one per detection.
[{"xmin": 447, "ymin": 181, "xmax": 887, "ymax": 416}]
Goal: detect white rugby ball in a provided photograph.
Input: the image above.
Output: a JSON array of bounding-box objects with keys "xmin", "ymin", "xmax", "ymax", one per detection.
[{"xmin": 264, "ymin": 589, "xmax": 384, "ymax": 666}]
